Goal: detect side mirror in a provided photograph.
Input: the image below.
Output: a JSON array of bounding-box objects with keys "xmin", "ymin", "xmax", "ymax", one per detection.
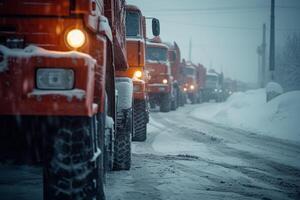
[{"xmin": 152, "ymin": 18, "xmax": 160, "ymax": 36}]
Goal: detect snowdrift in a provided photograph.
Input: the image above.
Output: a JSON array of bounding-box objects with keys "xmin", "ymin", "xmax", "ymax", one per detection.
[{"xmin": 192, "ymin": 89, "xmax": 300, "ymax": 142}]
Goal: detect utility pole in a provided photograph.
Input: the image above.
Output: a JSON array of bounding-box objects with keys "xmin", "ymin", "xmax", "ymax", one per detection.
[
  {"xmin": 269, "ymin": 0, "xmax": 275, "ymax": 80},
  {"xmin": 188, "ymin": 38, "xmax": 192, "ymax": 61},
  {"xmin": 257, "ymin": 24, "xmax": 266, "ymax": 88},
  {"xmin": 262, "ymin": 23, "xmax": 267, "ymax": 86}
]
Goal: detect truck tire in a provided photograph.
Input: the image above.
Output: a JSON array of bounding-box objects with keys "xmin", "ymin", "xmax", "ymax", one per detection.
[
  {"xmin": 113, "ymin": 110, "xmax": 132, "ymax": 170},
  {"xmin": 132, "ymin": 100, "xmax": 147, "ymax": 142},
  {"xmin": 44, "ymin": 117, "xmax": 105, "ymax": 200},
  {"xmin": 113, "ymin": 134, "xmax": 131, "ymax": 170},
  {"xmin": 160, "ymin": 93, "xmax": 171, "ymax": 112}
]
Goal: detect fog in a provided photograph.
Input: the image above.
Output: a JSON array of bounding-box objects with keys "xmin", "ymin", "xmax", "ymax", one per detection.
[{"xmin": 127, "ymin": 0, "xmax": 300, "ymax": 84}]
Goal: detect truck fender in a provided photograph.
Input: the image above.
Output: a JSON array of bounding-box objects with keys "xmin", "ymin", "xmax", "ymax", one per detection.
[{"xmin": 115, "ymin": 77, "xmax": 133, "ymax": 110}]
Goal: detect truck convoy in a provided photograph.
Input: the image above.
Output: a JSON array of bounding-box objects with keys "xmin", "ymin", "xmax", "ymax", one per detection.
[
  {"xmin": 146, "ymin": 37, "xmax": 176, "ymax": 112},
  {"xmin": 0, "ymin": 0, "xmax": 159, "ymax": 199},
  {"xmin": 0, "ymin": 0, "xmax": 236, "ymax": 199}
]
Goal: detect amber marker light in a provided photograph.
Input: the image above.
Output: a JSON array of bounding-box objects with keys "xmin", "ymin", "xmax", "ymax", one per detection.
[
  {"xmin": 66, "ymin": 29, "xmax": 86, "ymax": 49},
  {"xmin": 133, "ymin": 70, "xmax": 143, "ymax": 79}
]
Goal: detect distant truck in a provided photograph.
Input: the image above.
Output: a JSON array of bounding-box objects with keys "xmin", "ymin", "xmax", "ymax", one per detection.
[
  {"xmin": 182, "ymin": 60, "xmax": 199, "ymax": 104},
  {"xmin": 181, "ymin": 60, "xmax": 204, "ymax": 104},
  {"xmin": 146, "ymin": 37, "xmax": 176, "ymax": 112},
  {"xmin": 202, "ymin": 70, "xmax": 225, "ymax": 102}
]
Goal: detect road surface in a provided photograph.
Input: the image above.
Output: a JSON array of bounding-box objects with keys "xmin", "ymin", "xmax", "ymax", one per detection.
[
  {"xmin": 106, "ymin": 105, "xmax": 300, "ymax": 200},
  {"xmin": 0, "ymin": 104, "xmax": 299, "ymax": 200}
]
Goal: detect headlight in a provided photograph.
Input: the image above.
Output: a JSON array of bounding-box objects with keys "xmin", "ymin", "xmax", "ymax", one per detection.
[
  {"xmin": 66, "ymin": 29, "xmax": 86, "ymax": 49},
  {"xmin": 37, "ymin": 68, "xmax": 74, "ymax": 90},
  {"xmin": 183, "ymin": 87, "xmax": 187, "ymax": 92},
  {"xmin": 214, "ymin": 89, "xmax": 218, "ymax": 92},
  {"xmin": 219, "ymin": 89, "xmax": 223, "ymax": 93},
  {"xmin": 162, "ymin": 79, "xmax": 168, "ymax": 84},
  {"xmin": 190, "ymin": 85, "xmax": 195, "ymax": 90},
  {"xmin": 133, "ymin": 70, "xmax": 143, "ymax": 79}
]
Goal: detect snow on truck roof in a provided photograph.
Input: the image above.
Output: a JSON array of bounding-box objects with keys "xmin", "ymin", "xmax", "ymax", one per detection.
[
  {"xmin": 207, "ymin": 72, "xmax": 218, "ymax": 77},
  {"xmin": 146, "ymin": 41, "xmax": 169, "ymax": 49}
]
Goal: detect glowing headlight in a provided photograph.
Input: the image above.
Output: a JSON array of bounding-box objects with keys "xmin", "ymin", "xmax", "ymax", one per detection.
[
  {"xmin": 162, "ymin": 79, "xmax": 168, "ymax": 84},
  {"xmin": 36, "ymin": 68, "xmax": 74, "ymax": 90},
  {"xmin": 183, "ymin": 87, "xmax": 187, "ymax": 92},
  {"xmin": 133, "ymin": 70, "xmax": 143, "ymax": 79},
  {"xmin": 190, "ymin": 85, "xmax": 195, "ymax": 90},
  {"xmin": 214, "ymin": 89, "xmax": 218, "ymax": 92},
  {"xmin": 66, "ymin": 29, "xmax": 86, "ymax": 49}
]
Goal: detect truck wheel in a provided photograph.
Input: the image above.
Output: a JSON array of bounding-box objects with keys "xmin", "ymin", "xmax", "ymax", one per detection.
[
  {"xmin": 44, "ymin": 117, "xmax": 105, "ymax": 200},
  {"xmin": 113, "ymin": 111, "xmax": 132, "ymax": 170},
  {"xmin": 160, "ymin": 93, "xmax": 171, "ymax": 112},
  {"xmin": 132, "ymin": 100, "xmax": 147, "ymax": 142},
  {"xmin": 113, "ymin": 134, "xmax": 131, "ymax": 170}
]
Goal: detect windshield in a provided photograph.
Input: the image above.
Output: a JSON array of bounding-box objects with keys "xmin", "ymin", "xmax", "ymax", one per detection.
[
  {"xmin": 146, "ymin": 47, "xmax": 167, "ymax": 61},
  {"xmin": 184, "ymin": 67, "xmax": 195, "ymax": 76},
  {"xmin": 206, "ymin": 75, "xmax": 218, "ymax": 82},
  {"xmin": 126, "ymin": 11, "xmax": 140, "ymax": 37}
]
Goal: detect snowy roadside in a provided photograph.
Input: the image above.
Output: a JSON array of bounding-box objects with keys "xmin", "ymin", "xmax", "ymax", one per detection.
[{"xmin": 191, "ymin": 89, "xmax": 300, "ymax": 143}]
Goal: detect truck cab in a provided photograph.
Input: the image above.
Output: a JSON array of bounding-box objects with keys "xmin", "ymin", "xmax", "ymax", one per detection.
[
  {"xmin": 0, "ymin": 0, "xmax": 128, "ymax": 199},
  {"xmin": 182, "ymin": 62, "xmax": 199, "ymax": 104},
  {"xmin": 203, "ymin": 72, "xmax": 224, "ymax": 102}
]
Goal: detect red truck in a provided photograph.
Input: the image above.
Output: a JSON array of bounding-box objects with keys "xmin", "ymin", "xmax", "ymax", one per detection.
[
  {"xmin": 121, "ymin": 5, "xmax": 159, "ymax": 141},
  {"xmin": 0, "ymin": 0, "xmax": 128, "ymax": 199},
  {"xmin": 146, "ymin": 37, "xmax": 176, "ymax": 112},
  {"xmin": 181, "ymin": 60, "xmax": 200, "ymax": 104}
]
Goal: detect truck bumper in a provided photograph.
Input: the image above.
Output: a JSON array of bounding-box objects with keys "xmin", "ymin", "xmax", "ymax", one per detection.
[{"xmin": 0, "ymin": 47, "xmax": 97, "ymax": 117}]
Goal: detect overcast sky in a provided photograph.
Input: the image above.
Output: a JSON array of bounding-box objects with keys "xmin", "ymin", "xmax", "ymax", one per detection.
[{"xmin": 127, "ymin": 0, "xmax": 300, "ymax": 83}]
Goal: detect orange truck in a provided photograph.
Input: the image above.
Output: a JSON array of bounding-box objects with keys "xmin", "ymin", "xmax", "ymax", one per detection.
[
  {"xmin": 120, "ymin": 5, "xmax": 159, "ymax": 141},
  {"xmin": 0, "ymin": 0, "xmax": 128, "ymax": 199},
  {"xmin": 181, "ymin": 60, "xmax": 200, "ymax": 104},
  {"xmin": 146, "ymin": 37, "xmax": 176, "ymax": 112}
]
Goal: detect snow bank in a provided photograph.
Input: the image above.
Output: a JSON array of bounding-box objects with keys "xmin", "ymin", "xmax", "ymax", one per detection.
[
  {"xmin": 191, "ymin": 89, "xmax": 300, "ymax": 142},
  {"xmin": 0, "ymin": 45, "xmax": 96, "ymax": 72},
  {"xmin": 266, "ymin": 82, "xmax": 283, "ymax": 94}
]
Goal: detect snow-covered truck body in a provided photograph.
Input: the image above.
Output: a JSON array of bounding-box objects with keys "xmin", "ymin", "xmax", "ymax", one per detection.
[
  {"xmin": 146, "ymin": 37, "xmax": 175, "ymax": 112},
  {"xmin": 0, "ymin": 0, "xmax": 128, "ymax": 199}
]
